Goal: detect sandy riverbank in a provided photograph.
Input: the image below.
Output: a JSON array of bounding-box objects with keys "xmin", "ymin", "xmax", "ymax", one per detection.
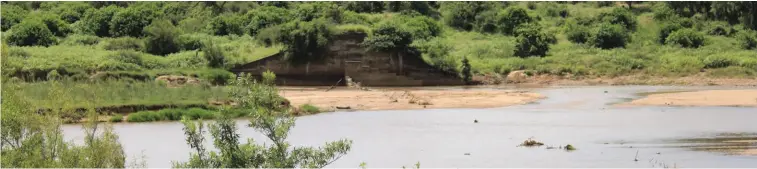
[
  {"xmin": 279, "ymin": 88, "xmax": 545, "ymax": 111},
  {"xmin": 620, "ymin": 89, "xmax": 757, "ymax": 107}
]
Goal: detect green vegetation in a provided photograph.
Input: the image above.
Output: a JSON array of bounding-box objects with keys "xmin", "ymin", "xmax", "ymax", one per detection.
[
  {"xmin": 299, "ymin": 104, "xmax": 321, "ymax": 114},
  {"xmin": 126, "ymin": 108, "xmax": 218, "ymax": 122},
  {"xmin": 110, "ymin": 114, "xmax": 124, "ymax": 122}
]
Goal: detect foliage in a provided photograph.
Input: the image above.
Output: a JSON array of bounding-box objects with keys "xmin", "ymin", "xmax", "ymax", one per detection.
[
  {"xmin": 499, "ymin": 6, "xmax": 534, "ymax": 35},
  {"xmin": 665, "ymin": 28, "xmax": 706, "ymax": 48},
  {"xmin": 127, "ymin": 108, "xmax": 217, "ymax": 123},
  {"xmin": 343, "ymin": 1, "xmax": 385, "ymax": 13},
  {"xmin": 299, "ymin": 104, "xmax": 321, "ymax": 114},
  {"xmin": 208, "ymin": 14, "xmax": 245, "ymax": 36},
  {"xmin": 110, "ymin": 114, "xmax": 124, "ymax": 122},
  {"xmin": 362, "ymin": 22, "xmax": 413, "ymax": 53},
  {"xmin": 61, "ymin": 34, "xmax": 100, "ymax": 45},
  {"xmin": 80, "ymin": 5, "xmax": 121, "ymax": 37},
  {"xmin": 144, "ymin": 19, "xmax": 181, "ymax": 56},
  {"xmin": 258, "ymin": 19, "xmax": 334, "ymax": 64},
  {"xmin": 6, "ymin": 20, "xmax": 57, "ymax": 47},
  {"xmin": 658, "ymin": 23, "xmax": 683, "ymax": 44},
  {"xmin": 460, "ymin": 56, "xmax": 472, "ymax": 84},
  {"xmin": 244, "ymin": 6, "xmax": 291, "ymax": 36},
  {"xmin": 1, "ymin": 4, "xmax": 28, "ymax": 31},
  {"xmin": 565, "ymin": 23, "xmax": 590, "ymax": 44},
  {"xmin": 513, "ymin": 23, "xmax": 551, "ymax": 57},
  {"xmin": 440, "ymin": 2, "xmax": 491, "ymax": 31},
  {"xmin": 174, "ymin": 74, "xmax": 352, "ymax": 168},
  {"xmin": 294, "ymin": 2, "xmax": 345, "ymax": 23},
  {"xmin": 109, "ymin": 4, "xmax": 160, "ymax": 37},
  {"xmin": 1, "ymin": 82, "xmax": 127, "ymax": 168},
  {"xmin": 736, "ymin": 30, "xmax": 757, "ymax": 50},
  {"xmin": 103, "ymin": 37, "xmax": 144, "ymax": 51},
  {"xmin": 202, "ymin": 41, "xmax": 226, "ymax": 68},
  {"xmin": 402, "ymin": 16, "xmax": 443, "ymax": 40},
  {"xmin": 30, "ymin": 12, "xmax": 73, "ymax": 37},
  {"xmin": 597, "ymin": 7, "xmax": 637, "ymax": 31},
  {"xmin": 590, "ymin": 23, "xmax": 630, "ymax": 49}
]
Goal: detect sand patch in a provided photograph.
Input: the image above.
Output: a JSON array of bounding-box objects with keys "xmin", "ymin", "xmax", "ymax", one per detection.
[
  {"xmin": 279, "ymin": 88, "xmax": 544, "ymax": 111},
  {"xmin": 619, "ymin": 90, "xmax": 757, "ymax": 107}
]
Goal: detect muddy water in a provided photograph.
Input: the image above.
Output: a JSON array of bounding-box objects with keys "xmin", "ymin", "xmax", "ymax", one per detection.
[{"xmin": 61, "ymin": 86, "xmax": 757, "ymax": 167}]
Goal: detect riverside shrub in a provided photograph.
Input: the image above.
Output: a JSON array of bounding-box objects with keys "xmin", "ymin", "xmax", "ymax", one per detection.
[
  {"xmin": 590, "ymin": 23, "xmax": 629, "ymax": 49},
  {"xmin": 665, "ymin": 28, "xmax": 705, "ymax": 48},
  {"xmin": 6, "ymin": 20, "xmax": 57, "ymax": 47}
]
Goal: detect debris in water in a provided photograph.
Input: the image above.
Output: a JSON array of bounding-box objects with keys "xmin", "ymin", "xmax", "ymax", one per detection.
[
  {"xmin": 634, "ymin": 150, "xmax": 639, "ymax": 162},
  {"xmin": 565, "ymin": 144, "xmax": 576, "ymax": 151},
  {"xmin": 519, "ymin": 138, "xmax": 545, "ymax": 147},
  {"xmin": 656, "ymin": 152, "xmax": 661, "ymax": 155},
  {"xmin": 604, "ymin": 91, "xmax": 608, "ymax": 93},
  {"xmin": 464, "ymin": 153, "xmax": 470, "ymax": 155},
  {"xmin": 474, "ymin": 119, "xmax": 478, "ymax": 123},
  {"xmin": 336, "ymin": 106, "xmax": 351, "ymax": 109}
]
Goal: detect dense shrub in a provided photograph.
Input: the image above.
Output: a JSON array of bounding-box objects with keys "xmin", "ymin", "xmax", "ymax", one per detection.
[
  {"xmin": 473, "ymin": 10, "xmax": 499, "ymax": 33},
  {"xmin": 1, "ymin": 5, "xmax": 29, "ymax": 31},
  {"xmin": 402, "ymin": 16, "xmax": 443, "ymax": 40},
  {"xmin": 103, "ymin": 37, "xmax": 144, "ymax": 51},
  {"xmin": 596, "ymin": 1, "xmax": 614, "ymax": 7},
  {"xmin": 652, "ymin": 3, "xmax": 678, "ymax": 21},
  {"xmin": 198, "ymin": 69, "xmax": 235, "ymax": 85},
  {"xmin": 590, "ymin": 23, "xmax": 629, "ymax": 49},
  {"xmin": 658, "ymin": 23, "xmax": 683, "ymax": 44},
  {"xmin": 342, "ymin": 1, "xmax": 385, "ymax": 13},
  {"xmin": 499, "ymin": 6, "xmax": 534, "ymax": 35},
  {"xmin": 144, "ymin": 19, "xmax": 181, "ymax": 56},
  {"xmin": 202, "ymin": 41, "xmax": 226, "ymax": 68},
  {"xmin": 80, "ymin": 5, "xmax": 121, "ymax": 37},
  {"xmin": 362, "ymin": 22, "xmax": 413, "ymax": 54},
  {"xmin": 513, "ymin": 23, "xmax": 551, "ymax": 57},
  {"xmin": 160, "ymin": 2, "xmax": 191, "ymax": 25},
  {"xmin": 53, "ymin": 2, "xmax": 93, "ymax": 23},
  {"xmin": 244, "ymin": 6, "xmax": 291, "ymax": 36},
  {"xmin": 708, "ymin": 24, "xmax": 729, "ymax": 36},
  {"xmin": 177, "ymin": 34, "xmax": 204, "ymax": 51},
  {"xmin": 109, "ymin": 4, "xmax": 160, "ymax": 37},
  {"xmin": 207, "ymin": 14, "xmax": 245, "ymax": 36},
  {"xmin": 62, "ymin": 34, "xmax": 100, "ymax": 45},
  {"xmin": 736, "ymin": 31, "xmax": 757, "ymax": 50},
  {"xmin": 299, "ymin": 104, "xmax": 321, "ymax": 114},
  {"xmin": 703, "ymin": 55, "xmax": 736, "ymax": 69},
  {"xmin": 110, "ymin": 114, "xmax": 123, "ymax": 122},
  {"xmin": 35, "ymin": 13, "xmax": 72, "ymax": 37},
  {"xmin": 46, "ymin": 70, "xmax": 61, "ymax": 80},
  {"xmin": 665, "ymin": 28, "xmax": 705, "ymax": 48},
  {"xmin": 109, "ymin": 50, "xmax": 144, "ymax": 66},
  {"xmin": 441, "ymin": 2, "xmax": 491, "ymax": 31},
  {"xmin": 566, "ymin": 26, "xmax": 590, "ymax": 44},
  {"xmin": 293, "ymin": 2, "xmax": 344, "ymax": 23},
  {"xmin": 6, "ymin": 20, "xmax": 57, "ymax": 47},
  {"xmin": 597, "ymin": 7, "xmax": 637, "ymax": 31}
]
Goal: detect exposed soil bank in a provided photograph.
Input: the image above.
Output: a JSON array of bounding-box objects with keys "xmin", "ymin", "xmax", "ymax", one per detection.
[
  {"xmin": 620, "ymin": 90, "xmax": 757, "ymax": 107},
  {"xmin": 280, "ymin": 88, "xmax": 545, "ymax": 111}
]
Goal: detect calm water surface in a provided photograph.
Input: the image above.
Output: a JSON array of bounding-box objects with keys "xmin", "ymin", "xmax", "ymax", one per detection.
[{"xmin": 62, "ymin": 86, "xmax": 757, "ymax": 167}]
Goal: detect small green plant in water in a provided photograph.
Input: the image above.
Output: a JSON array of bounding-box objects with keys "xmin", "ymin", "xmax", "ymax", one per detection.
[
  {"xmin": 110, "ymin": 114, "xmax": 124, "ymax": 122},
  {"xmin": 565, "ymin": 144, "xmax": 576, "ymax": 151},
  {"xmin": 299, "ymin": 104, "xmax": 321, "ymax": 114}
]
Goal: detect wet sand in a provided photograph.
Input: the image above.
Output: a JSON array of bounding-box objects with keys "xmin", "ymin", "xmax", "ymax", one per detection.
[
  {"xmin": 621, "ymin": 90, "xmax": 757, "ymax": 107},
  {"xmin": 279, "ymin": 88, "xmax": 545, "ymax": 111}
]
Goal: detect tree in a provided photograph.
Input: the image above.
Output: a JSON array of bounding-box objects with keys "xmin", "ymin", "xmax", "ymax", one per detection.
[
  {"xmin": 6, "ymin": 19, "xmax": 57, "ymax": 47},
  {"xmin": 1, "ymin": 4, "xmax": 29, "ymax": 31},
  {"xmin": 174, "ymin": 73, "xmax": 352, "ymax": 168},
  {"xmin": 513, "ymin": 23, "xmax": 551, "ymax": 57},
  {"xmin": 244, "ymin": 6, "xmax": 291, "ymax": 36},
  {"xmin": 207, "ymin": 14, "xmax": 245, "ymax": 36},
  {"xmin": 144, "ymin": 19, "xmax": 181, "ymax": 56},
  {"xmin": 109, "ymin": 4, "xmax": 160, "ymax": 37},
  {"xmin": 440, "ymin": 2, "xmax": 491, "ymax": 31},
  {"xmin": 590, "ymin": 23, "xmax": 630, "ymax": 49},
  {"xmin": 342, "ymin": 1, "xmax": 384, "ymax": 13},
  {"xmin": 80, "ymin": 5, "xmax": 121, "ymax": 37},
  {"xmin": 202, "ymin": 41, "xmax": 226, "ymax": 68},
  {"xmin": 257, "ymin": 19, "xmax": 334, "ymax": 65},
  {"xmin": 1, "ymin": 82, "xmax": 128, "ymax": 168},
  {"xmin": 597, "ymin": 7, "xmax": 637, "ymax": 31},
  {"xmin": 499, "ymin": 6, "xmax": 534, "ymax": 35},
  {"xmin": 460, "ymin": 57, "xmax": 472, "ymax": 84},
  {"xmin": 665, "ymin": 28, "xmax": 706, "ymax": 48}
]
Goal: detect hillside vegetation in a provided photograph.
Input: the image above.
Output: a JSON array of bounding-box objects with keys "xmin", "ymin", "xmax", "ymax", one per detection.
[{"xmin": 2, "ymin": 1, "xmax": 757, "ymax": 111}]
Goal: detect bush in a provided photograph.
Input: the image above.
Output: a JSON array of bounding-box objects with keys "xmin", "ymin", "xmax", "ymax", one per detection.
[
  {"xmin": 177, "ymin": 34, "xmax": 204, "ymax": 51},
  {"xmin": 597, "ymin": 7, "xmax": 637, "ymax": 31},
  {"xmin": 513, "ymin": 23, "xmax": 551, "ymax": 57},
  {"xmin": 708, "ymin": 25, "xmax": 728, "ymax": 36},
  {"xmin": 665, "ymin": 28, "xmax": 705, "ymax": 48},
  {"xmin": 566, "ymin": 25, "xmax": 590, "ymax": 44},
  {"xmin": 6, "ymin": 20, "xmax": 57, "ymax": 47},
  {"xmin": 703, "ymin": 55, "xmax": 736, "ymax": 69},
  {"xmin": 53, "ymin": 2, "xmax": 93, "ymax": 23},
  {"xmin": 198, "ymin": 69, "xmax": 234, "ymax": 85},
  {"xmin": 80, "ymin": 5, "xmax": 121, "ymax": 37},
  {"xmin": 144, "ymin": 19, "xmax": 181, "ymax": 56},
  {"xmin": 109, "ymin": 50, "xmax": 144, "ymax": 66},
  {"xmin": 590, "ymin": 23, "xmax": 629, "ymax": 49},
  {"xmin": 62, "ymin": 34, "xmax": 100, "ymax": 45},
  {"xmin": 35, "ymin": 13, "xmax": 72, "ymax": 37},
  {"xmin": 402, "ymin": 16, "xmax": 443, "ymax": 40},
  {"xmin": 259, "ymin": 19, "xmax": 334, "ymax": 64},
  {"xmin": 46, "ymin": 70, "xmax": 61, "ymax": 80},
  {"xmin": 103, "ymin": 37, "xmax": 144, "ymax": 51},
  {"xmin": 658, "ymin": 23, "xmax": 683, "ymax": 44},
  {"xmin": 736, "ymin": 31, "xmax": 757, "ymax": 50},
  {"xmin": 596, "ymin": 1, "xmax": 614, "ymax": 7},
  {"xmin": 441, "ymin": 2, "xmax": 490, "ymax": 31},
  {"xmin": 110, "ymin": 114, "xmax": 123, "ymax": 122},
  {"xmin": 207, "ymin": 14, "xmax": 245, "ymax": 36},
  {"xmin": 1, "ymin": 5, "xmax": 28, "ymax": 31},
  {"xmin": 343, "ymin": 1, "xmax": 384, "ymax": 13},
  {"xmin": 499, "ymin": 6, "xmax": 534, "ymax": 35},
  {"xmin": 299, "ymin": 104, "xmax": 321, "ymax": 114},
  {"xmin": 202, "ymin": 41, "xmax": 226, "ymax": 68},
  {"xmin": 473, "ymin": 10, "xmax": 499, "ymax": 33},
  {"xmin": 109, "ymin": 5, "xmax": 159, "ymax": 37},
  {"xmin": 244, "ymin": 6, "xmax": 291, "ymax": 36}
]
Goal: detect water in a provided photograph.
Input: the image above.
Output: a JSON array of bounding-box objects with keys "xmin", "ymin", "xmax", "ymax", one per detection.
[{"xmin": 61, "ymin": 86, "xmax": 757, "ymax": 167}]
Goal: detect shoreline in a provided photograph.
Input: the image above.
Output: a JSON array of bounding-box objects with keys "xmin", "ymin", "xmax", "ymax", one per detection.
[{"xmin": 618, "ymin": 89, "xmax": 757, "ymax": 107}]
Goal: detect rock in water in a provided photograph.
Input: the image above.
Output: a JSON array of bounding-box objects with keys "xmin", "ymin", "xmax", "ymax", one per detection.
[{"xmin": 474, "ymin": 119, "xmax": 478, "ymax": 123}]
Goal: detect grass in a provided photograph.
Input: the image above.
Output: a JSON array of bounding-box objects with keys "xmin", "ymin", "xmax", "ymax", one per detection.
[
  {"xmin": 299, "ymin": 104, "xmax": 321, "ymax": 114},
  {"xmin": 110, "ymin": 114, "xmax": 123, "ymax": 122},
  {"xmin": 126, "ymin": 108, "xmax": 218, "ymax": 122},
  {"xmin": 13, "ymin": 79, "xmax": 228, "ymax": 110}
]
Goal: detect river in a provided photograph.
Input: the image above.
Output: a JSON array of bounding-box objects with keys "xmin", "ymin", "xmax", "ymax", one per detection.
[{"xmin": 61, "ymin": 86, "xmax": 757, "ymax": 167}]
